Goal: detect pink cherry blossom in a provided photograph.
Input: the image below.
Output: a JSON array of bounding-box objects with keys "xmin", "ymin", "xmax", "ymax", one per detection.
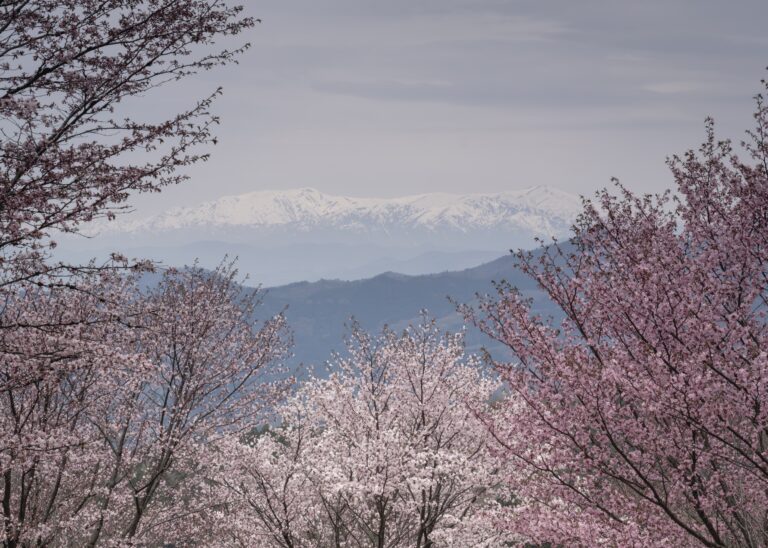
[
  {"xmin": 213, "ymin": 318, "xmax": 513, "ymax": 547},
  {"xmin": 469, "ymin": 86, "xmax": 768, "ymax": 547},
  {"xmin": 1, "ymin": 263, "xmax": 288, "ymax": 546}
]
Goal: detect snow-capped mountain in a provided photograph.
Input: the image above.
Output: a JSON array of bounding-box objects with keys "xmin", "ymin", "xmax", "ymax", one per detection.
[
  {"xmin": 65, "ymin": 186, "xmax": 581, "ymax": 285},
  {"xmin": 96, "ymin": 186, "xmax": 581, "ymax": 243}
]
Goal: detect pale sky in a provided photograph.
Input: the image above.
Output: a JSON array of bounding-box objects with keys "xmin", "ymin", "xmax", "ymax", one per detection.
[{"xmin": 127, "ymin": 0, "xmax": 768, "ymax": 216}]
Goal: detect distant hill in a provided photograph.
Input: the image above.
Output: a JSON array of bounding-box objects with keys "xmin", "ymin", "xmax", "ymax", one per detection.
[{"xmin": 255, "ymin": 250, "xmax": 562, "ymax": 371}]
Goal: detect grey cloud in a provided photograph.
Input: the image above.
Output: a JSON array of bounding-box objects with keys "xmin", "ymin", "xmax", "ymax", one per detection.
[{"xmin": 114, "ymin": 0, "xmax": 768, "ymax": 218}]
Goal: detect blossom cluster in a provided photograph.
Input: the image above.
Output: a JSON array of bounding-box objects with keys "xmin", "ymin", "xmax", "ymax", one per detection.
[{"xmin": 211, "ymin": 320, "xmax": 512, "ymax": 547}]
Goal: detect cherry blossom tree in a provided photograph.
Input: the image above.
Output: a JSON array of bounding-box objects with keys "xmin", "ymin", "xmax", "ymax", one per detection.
[
  {"xmin": 0, "ymin": 3, "xmax": 306, "ymax": 546},
  {"xmin": 0, "ymin": 4, "xmax": 277, "ymax": 545},
  {"xmin": 470, "ymin": 87, "xmax": 768, "ymax": 546},
  {"xmin": 214, "ymin": 318, "xmax": 511, "ymax": 548},
  {"xmin": 1, "ymin": 263, "xmax": 289, "ymax": 546},
  {"xmin": 0, "ymin": 0, "xmax": 253, "ymax": 287},
  {"xmin": 0, "ymin": 270, "xmax": 146, "ymax": 547}
]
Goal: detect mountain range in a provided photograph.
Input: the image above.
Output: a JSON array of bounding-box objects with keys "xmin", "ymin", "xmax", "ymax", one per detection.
[
  {"xmin": 62, "ymin": 186, "xmax": 581, "ymax": 285},
  {"xmin": 72, "ymin": 185, "xmax": 579, "ymax": 366},
  {"xmin": 94, "ymin": 185, "xmax": 579, "ymax": 239}
]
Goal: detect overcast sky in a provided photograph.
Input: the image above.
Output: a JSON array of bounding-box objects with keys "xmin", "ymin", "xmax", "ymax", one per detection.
[{"xmin": 128, "ymin": 0, "xmax": 768, "ymax": 215}]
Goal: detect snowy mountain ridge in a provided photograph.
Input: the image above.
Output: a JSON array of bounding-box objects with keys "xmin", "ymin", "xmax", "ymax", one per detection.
[
  {"xmin": 98, "ymin": 185, "xmax": 581, "ymax": 237},
  {"xmin": 64, "ymin": 185, "xmax": 583, "ymax": 285}
]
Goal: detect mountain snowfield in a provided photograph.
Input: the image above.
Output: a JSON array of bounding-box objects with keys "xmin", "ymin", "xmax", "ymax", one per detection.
[{"xmin": 94, "ymin": 185, "xmax": 581, "ymax": 238}]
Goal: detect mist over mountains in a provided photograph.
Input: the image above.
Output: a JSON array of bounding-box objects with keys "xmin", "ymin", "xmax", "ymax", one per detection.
[{"xmin": 62, "ymin": 186, "xmax": 581, "ymax": 285}]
